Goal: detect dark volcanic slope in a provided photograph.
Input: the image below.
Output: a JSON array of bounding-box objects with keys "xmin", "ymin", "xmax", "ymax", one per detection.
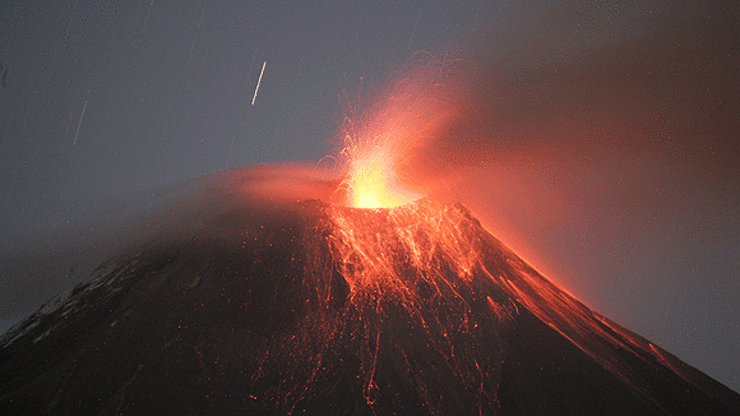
[{"xmin": 1, "ymin": 197, "xmax": 739, "ymax": 416}]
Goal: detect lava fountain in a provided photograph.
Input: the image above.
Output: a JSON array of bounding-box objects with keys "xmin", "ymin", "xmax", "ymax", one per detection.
[
  {"xmin": 343, "ymin": 147, "xmax": 420, "ymax": 209},
  {"xmin": 333, "ymin": 52, "xmax": 476, "ymax": 210}
]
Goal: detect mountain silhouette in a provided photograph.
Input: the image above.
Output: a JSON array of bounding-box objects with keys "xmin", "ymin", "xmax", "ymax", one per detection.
[{"xmin": 1, "ymin": 177, "xmax": 738, "ymax": 415}]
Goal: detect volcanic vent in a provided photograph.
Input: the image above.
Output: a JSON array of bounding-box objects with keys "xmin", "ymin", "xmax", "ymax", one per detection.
[{"xmin": 1, "ymin": 188, "xmax": 739, "ymax": 415}]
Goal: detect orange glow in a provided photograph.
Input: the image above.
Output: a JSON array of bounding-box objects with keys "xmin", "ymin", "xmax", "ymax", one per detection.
[
  {"xmin": 331, "ymin": 52, "xmax": 476, "ymax": 210},
  {"xmin": 327, "ymin": 199, "xmax": 481, "ymax": 293},
  {"xmin": 345, "ymin": 149, "xmax": 420, "ymax": 209},
  {"xmin": 313, "ymin": 199, "xmax": 495, "ymax": 412}
]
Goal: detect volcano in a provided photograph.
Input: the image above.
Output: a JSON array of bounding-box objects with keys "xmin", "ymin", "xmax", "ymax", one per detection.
[{"xmin": 1, "ymin": 183, "xmax": 739, "ymax": 415}]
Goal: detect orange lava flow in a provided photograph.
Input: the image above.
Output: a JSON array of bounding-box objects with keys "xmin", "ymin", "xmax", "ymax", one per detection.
[
  {"xmin": 328, "ymin": 199, "xmax": 481, "ymax": 292},
  {"xmin": 314, "ymin": 199, "xmax": 647, "ymax": 413},
  {"xmin": 240, "ymin": 197, "xmax": 654, "ymax": 414},
  {"xmin": 300, "ymin": 199, "xmax": 512, "ymax": 414}
]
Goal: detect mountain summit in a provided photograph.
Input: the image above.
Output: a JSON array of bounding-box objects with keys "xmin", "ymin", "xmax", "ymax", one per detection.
[{"xmin": 2, "ymin": 195, "xmax": 739, "ymax": 415}]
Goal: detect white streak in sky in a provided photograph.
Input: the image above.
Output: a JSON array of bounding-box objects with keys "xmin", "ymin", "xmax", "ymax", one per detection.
[
  {"xmin": 140, "ymin": 0, "xmax": 155, "ymax": 37},
  {"xmin": 251, "ymin": 61, "xmax": 266, "ymax": 105},
  {"xmin": 245, "ymin": 46, "xmax": 259, "ymax": 88},
  {"xmin": 188, "ymin": 3, "xmax": 207, "ymax": 63},
  {"xmin": 72, "ymin": 100, "xmax": 88, "ymax": 146},
  {"xmin": 65, "ymin": 0, "xmax": 81, "ymax": 38},
  {"xmin": 407, "ymin": 9, "xmax": 422, "ymax": 51}
]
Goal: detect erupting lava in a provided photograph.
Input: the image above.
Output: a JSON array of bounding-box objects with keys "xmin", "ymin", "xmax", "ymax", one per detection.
[
  {"xmin": 345, "ymin": 149, "xmax": 420, "ymax": 209},
  {"xmin": 334, "ymin": 52, "xmax": 473, "ymax": 210}
]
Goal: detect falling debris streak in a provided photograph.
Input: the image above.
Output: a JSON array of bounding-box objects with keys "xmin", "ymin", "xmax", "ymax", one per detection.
[
  {"xmin": 64, "ymin": 0, "xmax": 80, "ymax": 39},
  {"xmin": 251, "ymin": 61, "xmax": 266, "ymax": 105},
  {"xmin": 72, "ymin": 100, "xmax": 88, "ymax": 146},
  {"xmin": 407, "ymin": 9, "xmax": 422, "ymax": 51},
  {"xmin": 188, "ymin": 3, "xmax": 208, "ymax": 63},
  {"xmin": 245, "ymin": 46, "xmax": 259, "ymax": 89},
  {"xmin": 139, "ymin": 0, "xmax": 155, "ymax": 37},
  {"xmin": 660, "ymin": 298, "xmax": 673, "ymax": 333},
  {"xmin": 316, "ymin": 34, "xmax": 326, "ymax": 64},
  {"xmin": 3, "ymin": 113, "xmax": 29, "ymax": 209},
  {"xmin": 47, "ymin": 105, "xmax": 78, "ymax": 242},
  {"xmin": 363, "ymin": 331, "xmax": 381, "ymax": 406}
]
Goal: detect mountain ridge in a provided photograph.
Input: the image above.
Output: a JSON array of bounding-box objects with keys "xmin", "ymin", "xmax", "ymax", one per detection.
[{"xmin": 2, "ymin": 197, "xmax": 738, "ymax": 415}]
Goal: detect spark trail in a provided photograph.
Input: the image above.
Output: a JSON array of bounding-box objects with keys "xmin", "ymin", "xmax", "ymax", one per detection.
[
  {"xmin": 65, "ymin": 0, "xmax": 80, "ymax": 39},
  {"xmin": 188, "ymin": 3, "xmax": 208, "ymax": 63},
  {"xmin": 72, "ymin": 100, "xmax": 88, "ymax": 146},
  {"xmin": 245, "ymin": 46, "xmax": 259, "ymax": 88},
  {"xmin": 140, "ymin": 0, "xmax": 154, "ymax": 37},
  {"xmin": 251, "ymin": 61, "xmax": 266, "ymax": 105},
  {"xmin": 407, "ymin": 9, "xmax": 422, "ymax": 51}
]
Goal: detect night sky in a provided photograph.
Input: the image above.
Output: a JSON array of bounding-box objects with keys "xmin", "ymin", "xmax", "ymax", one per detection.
[{"xmin": 1, "ymin": 0, "xmax": 738, "ymax": 393}]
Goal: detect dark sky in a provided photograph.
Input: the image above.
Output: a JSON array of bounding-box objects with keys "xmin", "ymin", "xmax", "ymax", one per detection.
[{"xmin": 1, "ymin": 0, "xmax": 738, "ymax": 393}]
